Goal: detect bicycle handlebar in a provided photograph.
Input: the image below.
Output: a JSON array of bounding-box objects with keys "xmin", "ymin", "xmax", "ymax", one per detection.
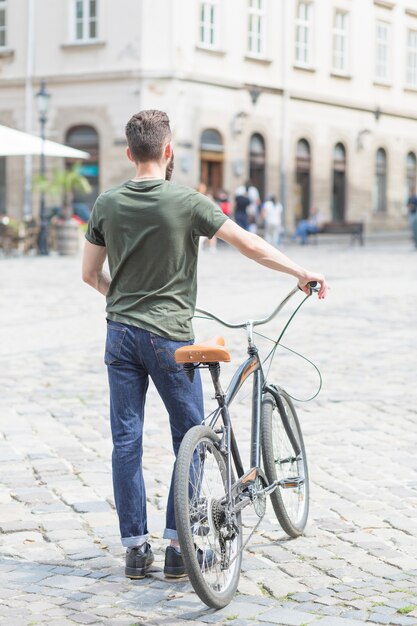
[{"xmin": 195, "ymin": 282, "xmax": 317, "ymax": 329}]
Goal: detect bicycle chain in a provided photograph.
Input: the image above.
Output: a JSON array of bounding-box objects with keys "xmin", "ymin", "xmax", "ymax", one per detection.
[{"xmin": 220, "ymin": 512, "xmax": 264, "ymax": 570}]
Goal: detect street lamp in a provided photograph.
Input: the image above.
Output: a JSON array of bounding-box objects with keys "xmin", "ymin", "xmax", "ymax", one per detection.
[
  {"xmin": 248, "ymin": 85, "xmax": 262, "ymax": 105},
  {"xmin": 36, "ymin": 80, "xmax": 51, "ymax": 255}
]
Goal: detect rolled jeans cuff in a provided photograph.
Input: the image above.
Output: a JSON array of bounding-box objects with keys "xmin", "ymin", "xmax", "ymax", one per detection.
[
  {"xmin": 163, "ymin": 528, "xmax": 178, "ymax": 541},
  {"xmin": 121, "ymin": 533, "xmax": 149, "ymax": 548}
]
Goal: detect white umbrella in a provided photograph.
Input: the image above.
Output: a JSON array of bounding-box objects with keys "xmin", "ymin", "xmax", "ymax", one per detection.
[{"xmin": 0, "ymin": 124, "xmax": 90, "ymax": 158}]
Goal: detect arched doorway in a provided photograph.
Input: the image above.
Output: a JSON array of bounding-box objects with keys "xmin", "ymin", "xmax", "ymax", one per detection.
[
  {"xmin": 200, "ymin": 129, "xmax": 223, "ymax": 197},
  {"xmin": 65, "ymin": 125, "xmax": 99, "ymax": 214},
  {"xmin": 295, "ymin": 139, "xmax": 311, "ymax": 220},
  {"xmin": 249, "ymin": 133, "xmax": 266, "ymax": 200},
  {"xmin": 406, "ymin": 151, "xmax": 416, "ymax": 199},
  {"xmin": 332, "ymin": 142, "xmax": 346, "ymax": 221},
  {"xmin": 375, "ymin": 148, "xmax": 387, "ymax": 212}
]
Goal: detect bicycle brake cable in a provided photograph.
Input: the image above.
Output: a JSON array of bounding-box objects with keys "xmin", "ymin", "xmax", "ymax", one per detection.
[
  {"xmin": 195, "ymin": 299, "xmax": 322, "ymax": 402},
  {"xmin": 254, "ymin": 293, "xmax": 323, "ymax": 402}
]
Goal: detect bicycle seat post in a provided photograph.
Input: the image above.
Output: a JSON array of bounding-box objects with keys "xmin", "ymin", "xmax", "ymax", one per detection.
[{"xmin": 208, "ymin": 362, "xmax": 225, "ymax": 407}]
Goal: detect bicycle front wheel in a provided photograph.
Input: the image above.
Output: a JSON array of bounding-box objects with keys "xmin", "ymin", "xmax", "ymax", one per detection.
[
  {"xmin": 261, "ymin": 389, "xmax": 309, "ymax": 537},
  {"xmin": 174, "ymin": 425, "xmax": 242, "ymax": 609}
]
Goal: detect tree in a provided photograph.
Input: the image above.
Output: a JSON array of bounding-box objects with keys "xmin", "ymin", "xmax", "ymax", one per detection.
[{"xmin": 35, "ymin": 163, "xmax": 92, "ymax": 221}]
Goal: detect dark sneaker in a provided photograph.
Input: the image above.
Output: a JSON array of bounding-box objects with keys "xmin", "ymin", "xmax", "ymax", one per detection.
[
  {"xmin": 125, "ymin": 543, "xmax": 154, "ymax": 579},
  {"xmin": 164, "ymin": 544, "xmax": 216, "ymax": 578}
]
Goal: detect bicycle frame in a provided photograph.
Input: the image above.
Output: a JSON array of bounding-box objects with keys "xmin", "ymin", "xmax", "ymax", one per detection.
[{"xmin": 197, "ymin": 285, "xmax": 309, "ymax": 510}]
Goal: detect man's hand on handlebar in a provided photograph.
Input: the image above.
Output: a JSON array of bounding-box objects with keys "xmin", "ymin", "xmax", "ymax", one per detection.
[{"xmin": 298, "ymin": 274, "xmax": 328, "ymax": 300}]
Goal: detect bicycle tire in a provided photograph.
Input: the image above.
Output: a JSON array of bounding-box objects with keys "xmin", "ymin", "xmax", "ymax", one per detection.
[
  {"xmin": 174, "ymin": 424, "xmax": 242, "ymax": 609},
  {"xmin": 261, "ymin": 389, "xmax": 309, "ymax": 537}
]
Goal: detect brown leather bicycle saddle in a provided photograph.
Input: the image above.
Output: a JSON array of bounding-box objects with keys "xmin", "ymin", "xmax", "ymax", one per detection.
[{"xmin": 174, "ymin": 336, "xmax": 231, "ymax": 363}]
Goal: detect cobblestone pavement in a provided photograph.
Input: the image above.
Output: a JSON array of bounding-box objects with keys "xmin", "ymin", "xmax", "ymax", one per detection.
[{"xmin": 1, "ymin": 239, "xmax": 417, "ymax": 626}]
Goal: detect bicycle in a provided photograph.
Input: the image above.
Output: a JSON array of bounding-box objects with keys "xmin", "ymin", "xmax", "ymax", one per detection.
[{"xmin": 172, "ymin": 282, "xmax": 319, "ymax": 609}]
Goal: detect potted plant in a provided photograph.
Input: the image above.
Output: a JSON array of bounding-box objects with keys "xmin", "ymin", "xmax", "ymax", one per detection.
[{"xmin": 35, "ymin": 163, "xmax": 92, "ymax": 255}]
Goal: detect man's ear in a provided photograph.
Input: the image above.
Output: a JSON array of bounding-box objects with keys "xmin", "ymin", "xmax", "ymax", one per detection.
[
  {"xmin": 126, "ymin": 147, "xmax": 135, "ymax": 163},
  {"xmin": 164, "ymin": 142, "xmax": 173, "ymax": 159}
]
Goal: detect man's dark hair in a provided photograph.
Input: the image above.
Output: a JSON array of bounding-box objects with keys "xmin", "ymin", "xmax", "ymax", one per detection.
[{"xmin": 125, "ymin": 110, "xmax": 172, "ymax": 163}]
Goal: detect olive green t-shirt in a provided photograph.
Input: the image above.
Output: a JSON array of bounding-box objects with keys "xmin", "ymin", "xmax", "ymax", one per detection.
[{"xmin": 85, "ymin": 179, "xmax": 228, "ymax": 340}]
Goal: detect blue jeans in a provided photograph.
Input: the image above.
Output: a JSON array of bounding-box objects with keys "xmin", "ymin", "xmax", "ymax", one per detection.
[
  {"xmin": 235, "ymin": 212, "xmax": 249, "ymax": 230},
  {"xmin": 293, "ymin": 220, "xmax": 320, "ymax": 244},
  {"xmin": 105, "ymin": 321, "xmax": 204, "ymax": 548}
]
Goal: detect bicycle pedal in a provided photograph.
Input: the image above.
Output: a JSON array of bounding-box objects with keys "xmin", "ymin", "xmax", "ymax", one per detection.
[{"xmin": 279, "ymin": 477, "xmax": 304, "ymax": 489}]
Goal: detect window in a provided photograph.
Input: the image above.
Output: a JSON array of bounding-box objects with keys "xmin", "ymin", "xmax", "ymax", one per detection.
[
  {"xmin": 0, "ymin": 157, "xmax": 6, "ymax": 213},
  {"xmin": 66, "ymin": 126, "xmax": 99, "ymax": 209},
  {"xmin": 295, "ymin": 2, "xmax": 313, "ymax": 67},
  {"xmin": 74, "ymin": 0, "xmax": 98, "ymax": 41},
  {"xmin": 375, "ymin": 20, "xmax": 391, "ymax": 82},
  {"xmin": 249, "ymin": 133, "xmax": 266, "ymax": 200},
  {"xmin": 296, "ymin": 139, "xmax": 311, "ymax": 220},
  {"xmin": 0, "ymin": 0, "xmax": 7, "ymax": 48},
  {"xmin": 406, "ymin": 29, "xmax": 417, "ymax": 88},
  {"xmin": 332, "ymin": 10, "xmax": 349, "ymax": 73},
  {"xmin": 375, "ymin": 148, "xmax": 387, "ymax": 212},
  {"xmin": 199, "ymin": 1, "xmax": 218, "ymax": 48},
  {"xmin": 200, "ymin": 129, "xmax": 224, "ymax": 198},
  {"xmin": 247, "ymin": 0, "xmax": 265, "ymax": 56},
  {"xmin": 406, "ymin": 152, "xmax": 416, "ymax": 198},
  {"xmin": 332, "ymin": 143, "xmax": 347, "ymax": 221}
]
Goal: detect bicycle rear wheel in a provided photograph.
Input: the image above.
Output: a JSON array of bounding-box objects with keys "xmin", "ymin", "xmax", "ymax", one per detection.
[
  {"xmin": 261, "ymin": 389, "xmax": 309, "ymax": 537},
  {"xmin": 174, "ymin": 425, "xmax": 242, "ymax": 609}
]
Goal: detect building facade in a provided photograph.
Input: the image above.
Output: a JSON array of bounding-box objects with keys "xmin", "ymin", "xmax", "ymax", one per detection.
[{"xmin": 1, "ymin": 0, "xmax": 417, "ymax": 232}]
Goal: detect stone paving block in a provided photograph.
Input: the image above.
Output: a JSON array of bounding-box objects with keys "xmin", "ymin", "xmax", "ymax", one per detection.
[
  {"xmin": 257, "ymin": 607, "xmax": 319, "ymax": 624},
  {"xmin": 313, "ymin": 618, "xmax": 370, "ymax": 626},
  {"xmin": 67, "ymin": 612, "xmax": 101, "ymax": 624},
  {"xmin": 42, "ymin": 574, "xmax": 98, "ymax": 591},
  {"xmin": 387, "ymin": 616, "xmax": 417, "ymax": 626},
  {"xmin": 210, "ymin": 599, "xmax": 272, "ymax": 620},
  {"xmin": 0, "ymin": 520, "xmax": 42, "ymax": 533},
  {"xmin": 236, "ymin": 577, "xmax": 266, "ymax": 597},
  {"xmin": 340, "ymin": 609, "xmax": 369, "ymax": 621},
  {"xmin": 31, "ymin": 502, "xmax": 70, "ymax": 514},
  {"xmin": 72, "ymin": 501, "xmax": 112, "ymax": 513},
  {"xmin": 291, "ymin": 592, "xmax": 316, "ymax": 602},
  {"xmin": 367, "ymin": 613, "xmax": 393, "ymax": 624},
  {"xmin": 278, "ymin": 562, "xmax": 320, "ymax": 578}
]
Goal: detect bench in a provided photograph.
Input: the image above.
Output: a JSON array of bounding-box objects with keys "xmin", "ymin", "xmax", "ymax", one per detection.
[{"xmin": 316, "ymin": 221, "xmax": 364, "ymax": 245}]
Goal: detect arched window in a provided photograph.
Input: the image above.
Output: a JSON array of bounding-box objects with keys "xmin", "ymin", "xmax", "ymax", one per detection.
[
  {"xmin": 200, "ymin": 129, "xmax": 223, "ymax": 153},
  {"xmin": 0, "ymin": 158, "xmax": 6, "ymax": 215},
  {"xmin": 65, "ymin": 125, "xmax": 99, "ymax": 212},
  {"xmin": 295, "ymin": 139, "xmax": 311, "ymax": 220},
  {"xmin": 332, "ymin": 142, "xmax": 347, "ymax": 221},
  {"xmin": 200, "ymin": 129, "xmax": 223, "ymax": 196},
  {"xmin": 249, "ymin": 133, "xmax": 266, "ymax": 201},
  {"xmin": 406, "ymin": 151, "xmax": 416, "ymax": 198},
  {"xmin": 375, "ymin": 148, "xmax": 387, "ymax": 212}
]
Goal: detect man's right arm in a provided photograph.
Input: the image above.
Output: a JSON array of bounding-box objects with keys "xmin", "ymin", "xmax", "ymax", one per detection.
[
  {"xmin": 215, "ymin": 219, "xmax": 328, "ymax": 299},
  {"xmin": 82, "ymin": 241, "xmax": 111, "ymax": 296}
]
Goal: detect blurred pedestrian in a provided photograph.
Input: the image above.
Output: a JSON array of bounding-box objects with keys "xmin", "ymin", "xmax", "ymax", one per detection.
[
  {"xmin": 407, "ymin": 191, "xmax": 417, "ymax": 248},
  {"xmin": 245, "ymin": 180, "xmax": 261, "ymax": 234},
  {"xmin": 215, "ymin": 189, "xmax": 231, "ymax": 216},
  {"xmin": 293, "ymin": 207, "xmax": 322, "ymax": 245},
  {"xmin": 198, "ymin": 182, "xmax": 217, "ymax": 253},
  {"xmin": 262, "ymin": 195, "xmax": 283, "ymax": 246},
  {"xmin": 234, "ymin": 185, "xmax": 250, "ymax": 230}
]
